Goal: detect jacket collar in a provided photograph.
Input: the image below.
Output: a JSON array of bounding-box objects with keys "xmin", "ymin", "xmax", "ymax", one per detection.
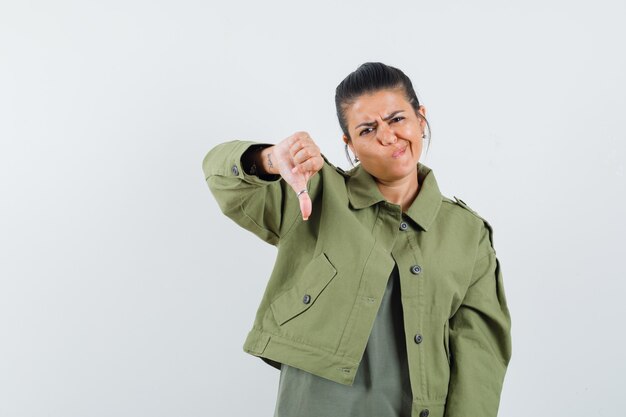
[{"xmin": 346, "ymin": 161, "xmax": 443, "ymax": 231}]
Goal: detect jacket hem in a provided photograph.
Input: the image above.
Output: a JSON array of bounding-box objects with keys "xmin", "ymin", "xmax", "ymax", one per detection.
[{"xmin": 242, "ymin": 327, "xmax": 360, "ymax": 386}]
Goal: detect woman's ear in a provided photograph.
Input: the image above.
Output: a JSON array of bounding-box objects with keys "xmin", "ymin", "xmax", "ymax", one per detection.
[
  {"xmin": 417, "ymin": 105, "xmax": 427, "ymax": 130},
  {"xmin": 343, "ymin": 134, "xmax": 357, "ymax": 157},
  {"xmin": 343, "ymin": 135, "xmax": 355, "ymax": 152}
]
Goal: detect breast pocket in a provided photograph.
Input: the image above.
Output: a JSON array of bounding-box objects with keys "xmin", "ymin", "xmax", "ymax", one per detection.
[{"xmin": 270, "ymin": 252, "xmax": 337, "ymax": 326}]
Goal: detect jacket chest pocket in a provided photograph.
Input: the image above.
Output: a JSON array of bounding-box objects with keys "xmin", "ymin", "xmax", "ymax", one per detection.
[{"xmin": 270, "ymin": 252, "xmax": 337, "ymax": 326}]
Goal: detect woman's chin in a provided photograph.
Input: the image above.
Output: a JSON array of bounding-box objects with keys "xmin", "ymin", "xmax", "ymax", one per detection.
[{"xmin": 372, "ymin": 163, "xmax": 418, "ymax": 183}]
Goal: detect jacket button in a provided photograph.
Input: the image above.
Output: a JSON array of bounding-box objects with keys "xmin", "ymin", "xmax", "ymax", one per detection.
[
  {"xmin": 419, "ymin": 409, "xmax": 429, "ymax": 417},
  {"xmin": 410, "ymin": 265, "xmax": 422, "ymax": 275},
  {"xmin": 414, "ymin": 334, "xmax": 423, "ymax": 344},
  {"xmin": 303, "ymin": 294, "xmax": 311, "ymax": 304},
  {"xmin": 231, "ymin": 165, "xmax": 239, "ymax": 175},
  {"xmin": 399, "ymin": 221, "xmax": 409, "ymax": 231}
]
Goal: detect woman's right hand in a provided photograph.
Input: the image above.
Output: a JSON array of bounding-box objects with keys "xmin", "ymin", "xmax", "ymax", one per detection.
[{"xmin": 261, "ymin": 131, "xmax": 324, "ymax": 221}]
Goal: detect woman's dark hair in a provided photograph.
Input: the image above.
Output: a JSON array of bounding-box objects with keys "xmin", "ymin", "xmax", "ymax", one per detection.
[{"xmin": 335, "ymin": 62, "xmax": 431, "ymax": 150}]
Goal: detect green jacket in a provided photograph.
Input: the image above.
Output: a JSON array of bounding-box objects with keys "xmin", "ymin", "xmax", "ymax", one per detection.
[{"xmin": 202, "ymin": 140, "xmax": 512, "ymax": 417}]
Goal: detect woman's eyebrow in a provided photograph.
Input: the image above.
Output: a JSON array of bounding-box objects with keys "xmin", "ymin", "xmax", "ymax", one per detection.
[{"xmin": 355, "ymin": 110, "xmax": 405, "ymax": 129}]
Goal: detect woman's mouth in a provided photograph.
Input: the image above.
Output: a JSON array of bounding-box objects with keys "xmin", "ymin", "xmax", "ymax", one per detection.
[{"xmin": 392, "ymin": 145, "xmax": 407, "ymax": 158}]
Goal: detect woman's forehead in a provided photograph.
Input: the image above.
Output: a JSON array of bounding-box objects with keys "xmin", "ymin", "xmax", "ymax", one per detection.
[{"xmin": 348, "ymin": 89, "xmax": 410, "ymax": 121}]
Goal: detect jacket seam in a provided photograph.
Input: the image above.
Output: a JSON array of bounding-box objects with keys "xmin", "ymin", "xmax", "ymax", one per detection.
[
  {"xmin": 251, "ymin": 326, "xmax": 355, "ymax": 360},
  {"xmin": 279, "ymin": 203, "xmax": 302, "ymax": 241},
  {"xmin": 333, "ymin": 238, "xmax": 376, "ymax": 358},
  {"xmin": 240, "ymin": 197, "xmax": 280, "ymax": 243}
]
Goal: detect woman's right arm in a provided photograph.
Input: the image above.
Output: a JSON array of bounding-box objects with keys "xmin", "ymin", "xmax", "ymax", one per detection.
[{"xmin": 201, "ymin": 133, "xmax": 324, "ymax": 246}]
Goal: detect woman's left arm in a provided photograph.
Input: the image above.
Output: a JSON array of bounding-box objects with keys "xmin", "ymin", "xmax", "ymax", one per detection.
[{"xmin": 444, "ymin": 221, "xmax": 512, "ymax": 417}]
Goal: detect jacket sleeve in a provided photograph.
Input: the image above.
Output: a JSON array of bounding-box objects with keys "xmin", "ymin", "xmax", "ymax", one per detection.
[
  {"xmin": 201, "ymin": 140, "xmax": 321, "ymax": 246},
  {"xmin": 444, "ymin": 220, "xmax": 512, "ymax": 417}
]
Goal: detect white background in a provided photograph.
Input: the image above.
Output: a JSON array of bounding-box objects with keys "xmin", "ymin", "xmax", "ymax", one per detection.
[{"xmin": 1, "ymin": 1, "xmax": 625, "ymax": 416}]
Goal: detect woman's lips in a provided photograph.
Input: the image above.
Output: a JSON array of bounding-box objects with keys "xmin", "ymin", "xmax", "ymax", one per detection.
[{"xmin": 392, "ymin": 145, "xmax": 407, "ymax": 158}]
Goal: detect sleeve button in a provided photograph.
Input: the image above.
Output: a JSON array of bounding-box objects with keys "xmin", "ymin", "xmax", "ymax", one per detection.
[
  {"xmin": 419, "ymin": 409, "xmax": 429, "ymax": 417},
  {"xmin": 231, "ymin": 165, "xmax": 239, "ymax": 175}
]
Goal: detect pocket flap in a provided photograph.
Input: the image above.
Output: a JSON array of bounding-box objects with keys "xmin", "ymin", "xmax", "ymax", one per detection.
[{"xmin": 271, "ymin": 252, "xmax": 337, "ymax": 326}]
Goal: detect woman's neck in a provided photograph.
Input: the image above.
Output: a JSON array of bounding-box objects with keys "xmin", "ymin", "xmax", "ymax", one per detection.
[{"xmin": 375, "ymin": 172, "xmax": 420, "ymax": 213}]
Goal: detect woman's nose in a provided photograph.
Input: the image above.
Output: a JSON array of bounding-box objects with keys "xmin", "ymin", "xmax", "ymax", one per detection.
[{"xmin": 377, "ymin": 122, "xmax": 397, "ymax": 145}]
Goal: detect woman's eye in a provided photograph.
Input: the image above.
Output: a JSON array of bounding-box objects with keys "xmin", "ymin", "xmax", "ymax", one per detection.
[
  {"xmin": 391, "ymin": 116, "xmax": 404, "ymax": 123},
  {"xmin": 359, "ymin": 128, "xmax": 373, "ymax": 136}
]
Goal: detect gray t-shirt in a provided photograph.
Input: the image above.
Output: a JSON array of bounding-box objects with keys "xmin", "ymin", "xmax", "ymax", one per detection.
[{"xmin": 273, "ymin": 263, "xmax": 413, "ymax": 417}]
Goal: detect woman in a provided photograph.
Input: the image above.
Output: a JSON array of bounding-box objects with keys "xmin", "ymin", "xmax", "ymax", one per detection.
[{"xmin": 202, "ymin": 62, "xmax": 512, "ymax": 417}]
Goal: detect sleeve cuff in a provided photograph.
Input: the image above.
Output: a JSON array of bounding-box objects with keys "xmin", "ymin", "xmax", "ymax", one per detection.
[{"xmin": 202, "ymin": 140, "xmax": 281, "ymax": 185}]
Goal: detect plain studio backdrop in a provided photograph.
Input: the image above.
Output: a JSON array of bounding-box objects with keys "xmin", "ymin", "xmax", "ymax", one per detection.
[{"xmin": 1, "ymin": 1, "xmax": 625, "ymax": 416}]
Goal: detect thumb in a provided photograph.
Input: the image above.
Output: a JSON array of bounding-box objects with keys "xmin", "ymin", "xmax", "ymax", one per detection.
[
  {"xmin": 291, "ymin": 176, "xmax": 312, "ymax": 221},
  {"xmin": 298, "ymin": 192, "xmax": 312, "ymax": 221}
]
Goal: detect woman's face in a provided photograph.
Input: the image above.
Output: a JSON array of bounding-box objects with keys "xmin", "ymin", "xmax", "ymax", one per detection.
[{"xmin": 343, "ymin": 88, "xmax": 426, "ymax": 183}]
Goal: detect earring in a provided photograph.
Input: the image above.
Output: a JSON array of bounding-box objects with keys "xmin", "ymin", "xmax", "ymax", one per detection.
[{"xmin": 344, "ymin": 143, "xmax": 359, "ymax": 167}]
